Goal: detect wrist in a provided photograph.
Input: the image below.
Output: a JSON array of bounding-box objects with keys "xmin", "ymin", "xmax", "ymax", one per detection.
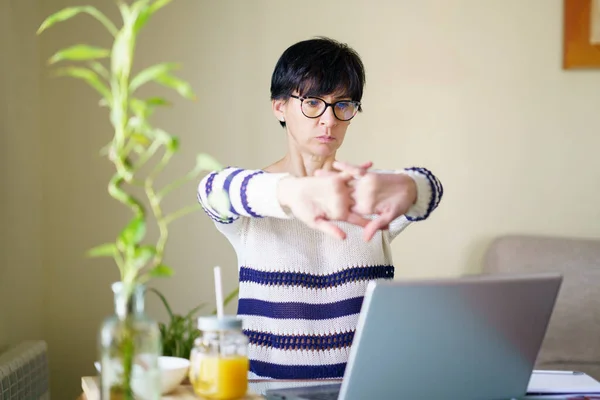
[
  {"xmin": 391, "ymin": 173, "xmax": 417, "ymax": 204},
  {"xmin": 406, "ymin": 175, "xmax": 418, "ymax": 204},
  {"xmin": 398, "ymin": 168, "xmax": 435, "ymax": 221},
  {"xmin": 277, "ymin": 176, "xmax": 299, "ymax": 209}
]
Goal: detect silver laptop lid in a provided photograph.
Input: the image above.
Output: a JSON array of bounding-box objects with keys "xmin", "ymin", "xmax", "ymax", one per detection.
[{"xmin": 339, "ymin": 273, "xmax": 563, "ymax": 400}]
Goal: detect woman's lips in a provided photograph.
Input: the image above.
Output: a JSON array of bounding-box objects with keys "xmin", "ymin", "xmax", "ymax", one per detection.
[{"xmin": 316, "ymin": 136, "xmax": 335, "ymax": 143}]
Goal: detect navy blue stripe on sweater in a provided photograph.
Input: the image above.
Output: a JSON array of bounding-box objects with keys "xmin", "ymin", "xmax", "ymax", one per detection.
[
  {"xmin": 238, "ymin": 297, "xmax": 364, "ymax": 320},
  {"xmin": 222, "ymin": 168, "xmax": 245, "ymax": 213},
  {"xmin": 250, "ymin": 360, "xmax": 347, "ymax": 379},
  {"xmin": 240, "ymin": 171, "xmax": 264, "ymax": 218},
  {"xmin": 239, "ymin": 265, "xmax": 394, "ymax": 289},
  {"xmin": 244, "ymin": 329, "xmax": 355, "ymax": 351}
]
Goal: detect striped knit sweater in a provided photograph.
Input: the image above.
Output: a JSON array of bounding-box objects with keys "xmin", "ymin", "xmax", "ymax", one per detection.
[{"xmin": 197, "ymin": 167, "xmax": 443, "ymax": 379}]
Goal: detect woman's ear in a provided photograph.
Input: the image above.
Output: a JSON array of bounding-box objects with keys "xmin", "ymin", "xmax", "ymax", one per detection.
[{"xmin": 272, "ymin": 99, "xmax": 286, "ymax": 122}]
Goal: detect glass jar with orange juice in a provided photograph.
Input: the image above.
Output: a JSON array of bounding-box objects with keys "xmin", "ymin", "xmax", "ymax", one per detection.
[{"xmin": 189, "ymin": 316, "xmax": 249, "ymax": 399}]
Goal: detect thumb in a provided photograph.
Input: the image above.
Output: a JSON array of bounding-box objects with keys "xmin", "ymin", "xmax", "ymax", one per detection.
[
  {"xmin": 362, "ymin": 211, "xmax": 394, "ymax": 242},
  {"xmin": 358, "ymin": 161, "xmax": 373, "ymax": 170},
  {"xmin": 346, "ymin": 212, "xmax": 371, "ymax": 228},
  {"xmin": 313, "ymin": 217, "xmax": 347, "ymax": 240},
  {"xmin": 333, "ymin": 160, "xmax": 372, "ymax": 177}
]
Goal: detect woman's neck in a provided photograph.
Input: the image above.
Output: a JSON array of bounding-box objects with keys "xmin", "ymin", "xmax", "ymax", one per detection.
[{"xmin": 265, "ymin": 151, "xmax": 336, "ymax": 177}]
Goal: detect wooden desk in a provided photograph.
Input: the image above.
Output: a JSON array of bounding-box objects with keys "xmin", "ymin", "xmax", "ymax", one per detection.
[{"xmin": 80, "ymin": 376, "xmax": 342, "ymax": 400}]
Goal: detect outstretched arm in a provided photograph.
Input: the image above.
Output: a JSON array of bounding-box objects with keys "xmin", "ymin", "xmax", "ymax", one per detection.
[
  {"xmin": 197, "ymin": 167, "xmax": 291, "ymax": 225},
  {"xmin": 197, "ymin": 166, "xmax": 370, "ymax": 239},
  {"xmin": 388, "ymin": 166, "xmax": 443, "ymax": 222}
]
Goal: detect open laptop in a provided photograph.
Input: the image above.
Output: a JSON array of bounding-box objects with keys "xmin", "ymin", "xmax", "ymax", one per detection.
[{"xmin": 265, "ymin": 272, "xmax": 563, "ymax": 400}]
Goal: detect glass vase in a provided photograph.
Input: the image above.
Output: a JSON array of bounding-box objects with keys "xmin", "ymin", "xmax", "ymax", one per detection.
[{"xmin": 99, "ymin": 282, "xmax": 161, "ymax": 400}]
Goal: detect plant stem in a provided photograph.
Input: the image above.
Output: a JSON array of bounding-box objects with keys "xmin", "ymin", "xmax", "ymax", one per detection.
[
  {"xmin": 157, "ymin": 168, "xmax": 195, "ymax": 199},
  {"xmin": 120, "ymin": 323, "xmax": 135, "ymax": 400},
  {"xmin": 113, "ymin": 250, "xmax": 126, "ymax": 279},
  {"xmin": 145, "ymin": 149, "xmax": 173, "ymax": 267},
  {"xmin": 134, "ymin": 139, "xmax": 161, "ymax": 171},
  {"xmin": 146, "ymin": 184, "xmax": 168, "ymax": 268},
  {"xmin": 164, "ymin": 203, "xmax": 202, "ymax": 225}
]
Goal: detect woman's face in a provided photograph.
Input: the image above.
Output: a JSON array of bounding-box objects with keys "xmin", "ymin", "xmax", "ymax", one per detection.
[{"xmin": 273, "ymin": 92, "xmax": 356, "ymax": 158}]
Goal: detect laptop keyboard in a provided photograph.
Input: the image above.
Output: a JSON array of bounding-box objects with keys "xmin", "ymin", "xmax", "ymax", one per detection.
[
  {"xmin": 300, "ymin": 392, "xmax": 340, "ymax": 400},
  {"xmin": 265, "ymin": 383, "xmax": 341, "ymax": 400}
]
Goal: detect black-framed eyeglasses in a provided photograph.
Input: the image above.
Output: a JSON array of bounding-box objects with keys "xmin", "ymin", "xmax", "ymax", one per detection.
[{"xmin": 290, "ymin": 95, "xmax": 361, "ymax": 121}]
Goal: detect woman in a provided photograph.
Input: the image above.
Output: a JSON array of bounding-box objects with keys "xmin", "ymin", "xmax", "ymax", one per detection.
[{"xmin": 197, "ymin": 37, "xmax": 443, "ymax": 379}]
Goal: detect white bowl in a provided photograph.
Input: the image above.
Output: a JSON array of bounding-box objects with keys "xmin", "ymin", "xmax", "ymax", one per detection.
[
  {"xmin": 156, "ymin": 356, "xmax": 190, "ymax": 394},
  {"xmin": 95, "ymin": 356, "xmax": 190, "ymax": 395}
]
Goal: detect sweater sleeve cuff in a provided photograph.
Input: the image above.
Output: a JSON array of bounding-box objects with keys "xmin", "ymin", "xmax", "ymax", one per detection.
[
  {"xmin": 246, "ymin": 172, "xmax": 293, "ymax": 219},
  {"xmin": 397, "ymin": 168, "xmax": 437, "ymax": 221}
]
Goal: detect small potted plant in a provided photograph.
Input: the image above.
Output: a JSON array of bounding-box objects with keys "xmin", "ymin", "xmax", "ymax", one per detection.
[
  {"xmin": 149, "ymin": 287, "xmax": 239, "ymax": 361},
  {"xmin": 37, "ymin": 1, "xmax": 224, "ymax": 398}
]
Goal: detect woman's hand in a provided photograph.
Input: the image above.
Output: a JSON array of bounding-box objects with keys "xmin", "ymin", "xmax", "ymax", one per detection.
[
  {"xmin": 318, "ymin": 161, "xmax": 418, "ymax": 242},
  {"xmin": 277, "ymin": 174, "xmax": 371, "ymax": 240}
]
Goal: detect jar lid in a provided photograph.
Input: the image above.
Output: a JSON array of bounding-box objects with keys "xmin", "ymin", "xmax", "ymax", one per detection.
[{"xmin": 197, "ymin": 315, "xmax": 243, "ymax": 331}]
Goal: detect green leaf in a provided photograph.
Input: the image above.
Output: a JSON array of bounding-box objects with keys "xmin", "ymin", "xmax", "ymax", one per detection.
[
  {"xmin": 133, "ymin": 2, "xmax": 152, "ymax": 34},
  {"xmin": 118, "ymin": 216, "xmax": 146, "ymax": 246},
  {"xmin": 146, "ymin": 97, "xmax": 170, "ymax": 107},
  {"xmin": 130, "ymin": 62, "xmax": 179, "ymax": 93},
  {"xmin": 131, "ymin": 133, "xmax": 151, "ymax": 146},
  {"xmin": 148, "ymin": 264, "xmax": 174, "ymax": 278},
  {"xmin": 118, "ymin": 2, "xmax": 132, "ymax": 23},
  {"xmin": 86, "ymin": 243, "xmax": 117, "ymax": 258},
  {"xmin": 211, "ymin": 287, "xmax": 239, "ymax": 314},
  {"xmin": 131, "ymin": 0, "xmax": 154, "ymax": 33},
  {"xmin": 151, "ymin": 128, "xmax": 179, "ymax": 150},
  {"xmin": 37, "ymin": 6, "xmax": 118, "ymax": 36},
  {"xmin": 99, "ymin": 140, "xmax": 112, "ymax": 156},
  {"xmin": 148, "ymin": 0, "xmax": 173, "ymax": 15},
  {"xmin": 148, "ymin": 288, "xmax": 174, "ymax": 319},
  {"xmin": 130, "ymin": 97, "xmax": 171, "ymax": 120},
  {"xmin": 195, "ymin": 153, "xmax": 222, "ymax": 173},
  {"xmin": 167, "ymin": 136, "xmax": 179, "ymax": 152},
  {"xmin": 184, "ymin": 303, "xmax": 206, "ymax": 320},
  {"xmin": 223, "ymin": 287, "xmax": 239, "ymax": 308},
  {"xmin": 48, "ymin": 45, "xmax": 110, "ymax": 64},
  {"xmin": 132, "ymin": 0, "xmax": 174, "ymax": 34},
  {"xmin": 207, "ymin": 189, "xmax": 231, "ymax": 219},
  {"xmin": 154, "ymin": 73, "xmax": 196, "ymax": 100},
  {"xmin": 133, "ymin": 245, "xmax": 155, "ymax": 269},
  {"xmin": 54, "ymin": 67, "xmax": 111, "ymax": 102},
  {"xmin": 88, "ymin": 61, "xmax": 110, "ymax": 81},
  {"xmin": 130, "ymin": 99, "xmax": 146, "ymax": 118}
]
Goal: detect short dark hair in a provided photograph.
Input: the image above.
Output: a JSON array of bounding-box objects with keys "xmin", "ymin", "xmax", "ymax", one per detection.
[{"xmin": 270, "ymin": 36, "xmax": 366, "ymax": 127}]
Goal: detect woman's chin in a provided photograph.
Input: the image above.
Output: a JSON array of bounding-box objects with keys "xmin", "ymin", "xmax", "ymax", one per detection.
[{"xmin": 310, "ymin": 143, "xmax": 339, "ymax": 157}]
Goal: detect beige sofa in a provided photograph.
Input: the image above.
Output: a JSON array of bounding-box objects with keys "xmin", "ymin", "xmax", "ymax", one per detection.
[
  {"xmin": 0, "ymin": 341, "xmax": 49, "ymax": 400},
  {"xmin": 483, "ymin": 234, "xmax": 600, "ymax": 379}
]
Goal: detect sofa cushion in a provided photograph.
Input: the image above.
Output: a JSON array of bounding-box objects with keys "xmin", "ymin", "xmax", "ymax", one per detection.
[{"xmin": 483, "ymin": 234, "xmax": 600, "ymax": 379}]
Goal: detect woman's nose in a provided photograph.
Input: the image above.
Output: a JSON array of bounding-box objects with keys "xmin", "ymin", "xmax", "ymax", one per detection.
[{"xmin": 319, "ymin": 106, "xmax": 338, "ymax": 127}]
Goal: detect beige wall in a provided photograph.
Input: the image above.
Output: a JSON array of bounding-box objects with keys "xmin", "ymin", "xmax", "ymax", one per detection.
[
  {"xmin": 1, "ymin": 0, "xmax": 598, "ymax": 398},
  {"xmin": 0, "ymin": 0, "xmax": 45, "ymax": 346}
]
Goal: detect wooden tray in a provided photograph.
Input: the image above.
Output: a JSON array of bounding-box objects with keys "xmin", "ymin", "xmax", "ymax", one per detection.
[{"xmin": 81, "ymin": 376, "xmax": 264, "ymax": 400}]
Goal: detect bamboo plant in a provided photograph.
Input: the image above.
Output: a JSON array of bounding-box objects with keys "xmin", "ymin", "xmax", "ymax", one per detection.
[{"xmin": 37, "ymin": 1, "xmax": 228, "ymax": 398}]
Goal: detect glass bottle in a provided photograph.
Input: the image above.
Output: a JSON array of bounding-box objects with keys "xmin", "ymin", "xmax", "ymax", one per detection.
[
  {"xmin": 99, "ymin": 282, "xmax": 161, "ymax": 400},
  {"xmin": 189, "ymin": 316, "xmax": 249, "ymax": 399}
]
